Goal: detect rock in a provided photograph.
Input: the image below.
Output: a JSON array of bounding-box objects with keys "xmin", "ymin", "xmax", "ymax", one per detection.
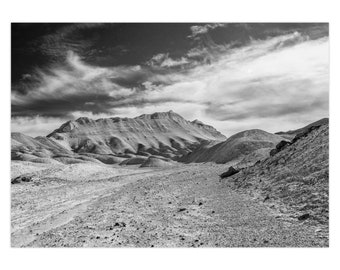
[
  {"xmin": 298, "ymin": 213, "xmax": 311, "ymax": 221},
  {"xmin": 21, "ymin": 176, "xmax": 32, "ymax": 182},
  {"xmin": 11, "ymin": 177, "xmax": 21, "ymax": 184},
  {"xmin": 278, "ymin": 158, "xmax": 285, "ymax": 164},
  {"xmin": 177, "ymin": 208, "xmax": 187, "ymax": 212},
  {"xmin": 11, "ymin": 175, "xmax": 33, "ymax": 184},
  {"xmin": 114, "ymin": 222, "xmax": 126, "ymax": 227},
  {"xmin": 198, "ymin": 202, "xmax": 203, "ymax": 206},
  {"xmin": 270, "ymin": 149, "xmax": 278, "ymax": 156},
  {"xmin": 263, "ymin": 195, "xmax": 270, "ymax": 202},
  {"xmin": 270, "ymin": 140, "xmax": 291, "ymax": 156},
  {"xmin": 292, "ymin": 125, "xmax": 321, "ymax": 144},
  {"xmin": 276, "ymin": 140, "xmax": 291, "ymax": 151},
  {"xmin": 220, "ymin": 166, "xmax": 240, "ymax": 179}
]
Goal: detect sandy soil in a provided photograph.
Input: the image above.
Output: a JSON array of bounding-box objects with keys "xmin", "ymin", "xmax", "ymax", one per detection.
[{"xmin": 11, "ymin": 162, "xmax": 327, "ymax": 247}]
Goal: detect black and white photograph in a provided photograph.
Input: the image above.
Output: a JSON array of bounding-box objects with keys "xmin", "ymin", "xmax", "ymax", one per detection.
[{"xmin": 10, "ymin": 22, "xmax": 330, "ymax": 248}]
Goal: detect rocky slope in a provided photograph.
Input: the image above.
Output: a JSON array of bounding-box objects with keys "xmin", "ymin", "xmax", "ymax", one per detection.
[
  {"xmin": 11, "ymin": 132, "xmax": 73, "ymax": 163},
  {"xmin": 180, "ymin": 129, "xmax": 285, "ymax": 166},
  {"xmin": 276, "ymin": 118, "xmax": 329, "ymax": 140},
  {"xmin": 223, "ymin": 121, "xmax": 329, "ymax": 229},
  {"xmin": 47, "ymin": 110, "xmax": 226, "ymax": 159}
]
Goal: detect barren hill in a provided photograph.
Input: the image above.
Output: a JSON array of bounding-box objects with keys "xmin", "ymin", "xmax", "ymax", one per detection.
[
  {"xmin": 11, "ymin": 118, "xmax": 329, "ymax": 247},
  {"xmin": 276, "ymin": 118, "xmax": 329, "ymax": 140},
  {"xmin": 11, "ymin": 132, "xmax": 73, "ymax": 161},
  {"xmin": 224, "ymin": 121, "xmax": 329, "ymax": 228},
  {"xmin": 180, "ymin": 129, "xmax": 285, "ymax": 166},
  {"xmin": 47, "ymin": 110, "xmax": 226, "ymax": 159}
]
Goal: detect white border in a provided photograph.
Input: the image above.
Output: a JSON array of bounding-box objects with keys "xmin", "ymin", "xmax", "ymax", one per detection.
[{"xmin": 1, "ymin": 1, "xmax": 339, "ymax": 270}]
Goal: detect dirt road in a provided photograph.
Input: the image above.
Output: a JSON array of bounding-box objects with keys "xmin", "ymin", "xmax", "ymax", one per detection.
[{"xmin": 11, "ymin": 163, "xmax": 328, "ymax": 247}]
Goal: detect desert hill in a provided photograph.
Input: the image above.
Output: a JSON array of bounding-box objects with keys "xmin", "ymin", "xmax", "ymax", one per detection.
[
  {"xmin": 223, "ymin": 121, "xmax": 329, "ymax": 227},
  {"xmin": 140, "ymin": 156, "xmax": 175, "ymax": 168},
  {"xmin": 11, "ymin": 118, "xmax": 329, "ymax": 247},
  {"xmin": 180, "ymin": 129, "xmax": 285, "ymax": 166},
  {"xmin": 276, "ymin": 118, "xmax": 329, "ymax": 140},
  {"xmin": 12, "ymin": 114, "xmax": 328, "ymax": 170},
  {"xmin": 11, "ymin": 132, "xmax": 116, "ymax": 165},
  {"xmin": 11, "ymin": 132, "xmax": 73, "ymax": 162},
  {"xmin": 47, "ymin": 110, "xmax": 226, "ymax": 159}
]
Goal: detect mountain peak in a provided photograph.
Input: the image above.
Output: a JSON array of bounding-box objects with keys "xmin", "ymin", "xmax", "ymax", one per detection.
[
  {"xmin": 47, "ymin": 110, "xmax": 226, "ymax": 158},
  {"xmin": 75, "ymin": 117, "xmax": 93, "ymax": 124},
  {"xmin": 135, "ymin": 110, "xmax": 184, "ymax": 120}
]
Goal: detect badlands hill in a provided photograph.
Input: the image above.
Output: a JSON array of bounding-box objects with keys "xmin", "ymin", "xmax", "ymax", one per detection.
[
  {"xmin": 11, "ymin": 132, "xmax": 73, "ymax": 163},
  {"xmin": 11, "ymin": 113, "xmax": 328, "ymax": 169},
  {"xmin": 276, "ymin": 118, "xmax": 329, "ymax": 140},
  {"xmin": 47, "ymin": 110, "xmax": 226, "ymax": 159},
  {"xmin": 11, "ymin": 111, "xmax": 227, "ymax": 167},
  {"xmin": 180, "ymin": 129, "xmax": 285, "ymax": 166},
  {"xmin": 224, "ymin": 121, "xmax": 329, "ymax": 227}
]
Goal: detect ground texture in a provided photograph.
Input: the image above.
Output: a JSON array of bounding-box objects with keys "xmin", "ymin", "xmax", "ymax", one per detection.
[{"xmin": 11, "ymin": 162, "xmax": 328, "ymax": 247}]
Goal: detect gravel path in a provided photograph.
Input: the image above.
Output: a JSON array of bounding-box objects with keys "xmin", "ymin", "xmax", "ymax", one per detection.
[{"xmin": 12, "ymin": 163, "xmax": 328, "ymax": 247}]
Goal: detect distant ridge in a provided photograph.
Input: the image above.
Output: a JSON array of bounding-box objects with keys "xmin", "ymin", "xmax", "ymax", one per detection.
[
  {"xmin": 47, "ymin": 111, "xmax": 227, "ymax": 159},
  {"xmin": 12, "ymin": 114, "xmax": 328, "ymax": 167},
  {"xmin": 276, "ymin": 118, "xmax": 329, "ymax": 140},
  {"xmin": 180, "ymin": 129, "xmax": 285, "ymax": 166}
]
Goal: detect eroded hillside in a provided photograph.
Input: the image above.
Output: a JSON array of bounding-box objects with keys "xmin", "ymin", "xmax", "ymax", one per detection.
[
  {"xmin": 223, "ymin": 122, "xmax": 329, "ymax": 229},
  {"xmin": 180, "ymin": 129, "xmax": 285, "ymax": 166},
  {"xmin": 47, "ymin": 110, "xmax": 226, "ymax": 159}
]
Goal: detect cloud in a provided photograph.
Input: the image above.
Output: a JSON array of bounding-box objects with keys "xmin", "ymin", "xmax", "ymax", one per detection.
[
  {"xmin": 160, "ymin": 57, "xmax": 189, "ymax": 67},
  {"xmin": 146, "ymin": 53, "xmax": 190, "ymax": 68},
  {"xmin": 188, "ymin": 23, "xmax": 227, "ymax": 38},
  {"xmin": 21, "ymin": 74, "xmax": 32, "ymax": 80},
  {"xmin": 12, "ymin": 30, "xmax": 329, "ymax": 137},
  {"xmin": 11, "ymin": 111, "xmax": 117, "ymax": 137},
  {"xmin": 11, "ymin": 116, "xmax": 67, "ymax": 137},
  {"xmin": 142, "ymin": 33, "xmax": 329, "ymax": 135},
  {"xmin": 11, "ymin": 51, "xmax": 141, "ymax": 117},
  {"xmin": 36, "ymin": 23, "xmax": 105, "ymax": 60}
]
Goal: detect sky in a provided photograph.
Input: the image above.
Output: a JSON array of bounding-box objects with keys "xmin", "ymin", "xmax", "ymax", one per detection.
[{"xmin": 11, "ymin": 23, "xmax": 329, "ymax": 137}]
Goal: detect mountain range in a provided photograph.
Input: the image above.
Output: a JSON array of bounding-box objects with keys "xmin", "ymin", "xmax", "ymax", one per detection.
[
  {"xmin": 11, "ymin": 111, "xmax": 328, "ymax": 168},
  {"xmin": 47, "ymin": 110, "xmax": 226, "ymax": 158}
]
